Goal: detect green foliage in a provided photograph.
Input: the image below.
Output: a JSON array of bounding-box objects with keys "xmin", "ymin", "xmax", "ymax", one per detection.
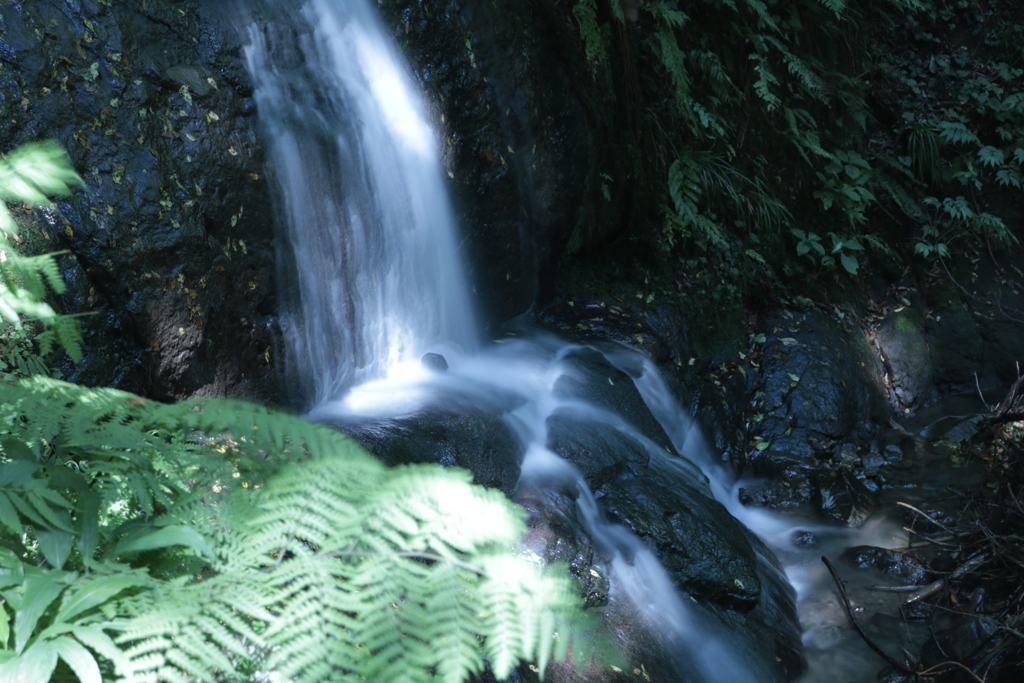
[
  {"xmin": 907, "ymin": 122, "xmax": 940, "ymax": 186},
  {"xmin": 0, "ymin": 140, "xmax": 587, "ymax": 683},
  {"xmin": 569, "ymin": 0, "xmax": 919, "ymax": 299},
  {"xmin": 878, "ymin": 0, "xmax": 1024, "ymax": 261},
  {"xmin": 813, "ymin": 150, "xmax": 876, "ymax": 228},
  {"xmin": 571, "ymin": 0, "xmax": 1023, "ymax": 301},
  {"xmin": 791, "ymin": 228, "xmax": 864, "ymax": 275},
  {"xmin": 0, "ymin": 326, "xmax": 52, "ymax": 381},
  {"xmin": 572, "ymin": 0, "xmax": 607, "ymax": 71},
  {"xmin": 664, "ymin": 152, "xmax": 790, "ymax": 255},
  {"xmin": 0, "ymin": 142, "xmax": 83, "ymax": 234},
  {"xmin": 915, "ymin": 195, "xmax": 1017, "ymax": 259},
  {"xmin": 0, "ymin": 141, "xmax": 85, "ymax": 364},
  {"xmin": 0, "ymin": 378, "xmax": 589, "ymax": 682}
]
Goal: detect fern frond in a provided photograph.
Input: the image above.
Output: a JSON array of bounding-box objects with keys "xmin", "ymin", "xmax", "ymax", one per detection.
[
  {"xmin": 0, "ymin": 140, "xmax": 83, "ymax": 206},
  {"xmin": 750, "ymin": 54, "xmax": 781, "ymax": 110},
  {"xmin": 742, "ymin": 0, "xmax": 780, "ymax": 34},
  {"xmin": 690, "ymin": 50, "xmax": 740, "ymax": 102},
  {"xmin": 816, "ymin": 0, "xmax": 847, "ymax": 17},
  {"xmin": 762, "ymin": 35, "xmax": 831, "ymax": 103},
  {"xmin": 0, "ymin": 142, "xmax": 81, "ymax": 368},
  {"xmin": 648, "ymin": 1, "xmax": 688, "ymax": 29},
  {"xmin": 2, "ymin": 377, "xmax": 590, "ymax": 683},
  {"xmin": 656, "ymin": 24, "xmax": 691, "ymax": 113},
  {"xmin": 572, "ymin": 0, "xmax": 606, "ymax": 69}
]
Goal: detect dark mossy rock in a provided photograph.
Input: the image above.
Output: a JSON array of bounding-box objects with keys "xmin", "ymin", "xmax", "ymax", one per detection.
[
  {"xmin": 421, "ymin": 352, "xmax": 449, "ymax": 372},
  {"xmin": 597, "ymin": 475, "xmax": 762, "ymax": 611},
  {"xmin": 551, "ymin": 347, "xmax": 676, "ymax": 453},
  {"xmin": 750, "ymin": 449, "xmax": 820, "ymax": 479},
  {"xmin": 875, "ymin": 306, "xmax": 935, "ymax": 409},
  {"xmin": 516, "ymin": 489, "xmax": 610, "ymax": 608},
  {"xmin": 339, "ymin": 406, "xmax": 523, "ymax": 495},
  {"xmin": 545, "ymin": 411, "xmax": 649, "ymax": 489},
  {"xmin": 519, "ymin": 477, "xmax": 803, "ymax": 683},
  {"xmin": 933, "ymin": 242, "xmax": 1024, "ymax": 395},
  {"xmin": 534, "ymin": 265, "xmax": 752, "ymax": 478},
  {"xmin": 1, "ymin": 0, "xmax": 277, "ymax": 400},
  {"xmin": 738, "ymin": 449, "xmax": 820, "ymax": 509},
  {"xmin": 376, "ymin": 0, "xmax": 652, "ymax": 334},
  {"xmin": 753, "ymin": 309, "xmax": 891, "ymax": 461},
  {"xmin": 925, "ymin": 296, "xmax": 984, "ymax": 394}
]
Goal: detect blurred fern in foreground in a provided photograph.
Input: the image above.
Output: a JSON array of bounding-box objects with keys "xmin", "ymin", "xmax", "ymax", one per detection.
[
  {"xmin": 0, "ymin": 141, "xmax": 84, "ymax": 364},
  {"xmin": 0, "ymin": 378, "xmax": 589, "ymax": 682}
]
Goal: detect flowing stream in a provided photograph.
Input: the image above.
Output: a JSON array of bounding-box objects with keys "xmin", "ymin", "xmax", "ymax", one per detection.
[
  {"xmin": 244, "ymin": 1, "xmax": 911, "ymax": 681},
  {"xmin": 245, "ymin": 0, "xmax": 476, "ymax": 407}
]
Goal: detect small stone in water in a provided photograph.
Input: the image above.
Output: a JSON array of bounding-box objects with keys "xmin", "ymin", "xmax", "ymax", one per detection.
[
  {"xmin": 791, "ymin": 530, "xmax": 817, "ymax": 547},
  {"xmin": 421, "ymin": 352, "xmax": 448, "ymax": 372}
]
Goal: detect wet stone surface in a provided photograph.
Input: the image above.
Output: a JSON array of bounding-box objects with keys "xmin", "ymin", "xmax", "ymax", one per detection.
[
  {"xmin": 841, "ymin": 546, "xmax": 936, "ymax": 586},
  {"xmin": 0, "ymin": 0, "xmax": 278, "ymax": 400},
  {"xmin": 338, "ymin": 406, "xmax": 523, "ymax": 496},
  {"xmin": 597, "ymin": 475, "xmax": 762, "ymax": 611}
]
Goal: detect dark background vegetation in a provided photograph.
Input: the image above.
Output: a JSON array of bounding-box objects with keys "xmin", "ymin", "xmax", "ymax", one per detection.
[{"xmin": 2, "ymin": 1, "xmax": 1024, "ymax": 681}]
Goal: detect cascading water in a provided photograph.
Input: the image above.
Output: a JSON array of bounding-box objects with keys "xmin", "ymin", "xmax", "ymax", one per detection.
[
  {"xmin": 334, "ymin": 336, "xmax": 773, "ymax": 681},
  {"xmin": 242, "ymin": 1, "xmax": 849, "ymax": 681},
  {"xmin": 245, "ymin": 0, "xmax": 476, "ymax": 407}
]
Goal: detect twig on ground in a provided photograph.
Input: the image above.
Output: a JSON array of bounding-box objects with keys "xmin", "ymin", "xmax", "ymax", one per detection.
[
  {"xmin": 824, "ymin": 555, "xmax": 992, "ymax": 680},
  {"xmin": 898, "ymin": 501, "xmax": 966, "ymax": 540},
  {"xmin": 919, "ymin": 659, "xmax": 987, "ymax": 683},
  {"xmin": 903, "ymin": 578, "xmax": 946, "ymax": 607},
  {"xmin": 821, "ymin": 555, "xmax": 921, "ymax": 675}
]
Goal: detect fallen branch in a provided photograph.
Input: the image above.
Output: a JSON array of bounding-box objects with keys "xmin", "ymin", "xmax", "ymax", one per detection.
[
  {"xmin": 918, "ymin": 659, "xmax": 987, "ymax": 683},
  {"xmin": 902, "ymin": 578, "xmax": 946, "ymax": 607},
  {"xmin": 821, "ymin": 555, "xmax": 920, "ymax": 675},
  {"xmin": 898, "ymin": 501, "xmax": 966, "ymax": 540},
  {"xmin": 822, "ymin": 556, "xmax": 983, "ymax": 680}
]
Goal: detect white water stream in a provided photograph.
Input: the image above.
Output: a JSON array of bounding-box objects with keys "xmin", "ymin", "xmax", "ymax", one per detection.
[
  {"xmin": 246, "ymin": 0, "xmax": 476, "ymax": 407},
  {"xmin": 245, "ymin": 1, "xmax": 909, "ymax": 681}
]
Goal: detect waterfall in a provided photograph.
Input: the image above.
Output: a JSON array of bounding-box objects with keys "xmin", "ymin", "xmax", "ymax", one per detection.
[
  {"xmin": 243, "ymin": 2, "xmax": 802, "ymax": 681},
  {"xmin": 245, "ymin": 0, "xmax": 476, "ymax": 408}
]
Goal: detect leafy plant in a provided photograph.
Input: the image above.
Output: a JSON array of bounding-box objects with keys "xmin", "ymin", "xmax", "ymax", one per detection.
[
  {"xmin": 0, "ymin": 140, "xmax": 589, "ymax": 683},
  {"xmin": 0, "ymin": 141, "xmax": 85, "ymax": 363},
  {"xmin": 907, "ymin": 121, "xmax": 941, "ymax": 186},
  {"xmin": 0, "ymin": 378, "xmax": 590, "ymax": 683},
  {"xmin": 0, "ymin": 141, "xmax": 83, "ymax": 235},
  {"xmin": 915, "ymin": 195, "xmax": 1016, "ymax": 259},
  {"xmin": 663, "ymin": 151, "xmax": 790, "ymax": 254},
  {"xmin": 814, "ymin": 150, "xmax": 876, "ymax": 228},
  {"xmin": 790, "ymin": 228, "xmax": 865, "ymax": 274}
]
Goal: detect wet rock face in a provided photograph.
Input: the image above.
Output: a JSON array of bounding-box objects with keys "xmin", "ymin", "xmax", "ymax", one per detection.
[
  {"xmin": 348, "ymin": 344, "xmax": 804, "ymax": 681},
  {"xmin": 0, "ymin": 0, "xmax": 277, "ymax": 400},
  {"xmin": 516, "ymin": 489, "xmax": 610, "ymax": 609},
  {"xmin": 875, "ymin": 308, "xmax": 935, "ymax": 408},
  {"xmin": 552, "ymin": 348, "xmax": 676, "ymax": 453},
  {"xmin": 597, "ymin": 476, "xmax": 762, "ymax": 611},
  {"xmin": 536, "ymin": 291, "xmax": 752, "ymax": 477},
  {"xmin": 868, "ymin": 252, "xmax": 1024, "ymax": 406},
  {"xmin": 754, "ymin": 310, "xmax": 890, "ymax": 459},
  {"xmin": 740, "ymin": 309, "xmax": 894, "ymax": 516},
  {"xmin": 811, "ymin": 467, "xmax": 879, "ymax": 527}
]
